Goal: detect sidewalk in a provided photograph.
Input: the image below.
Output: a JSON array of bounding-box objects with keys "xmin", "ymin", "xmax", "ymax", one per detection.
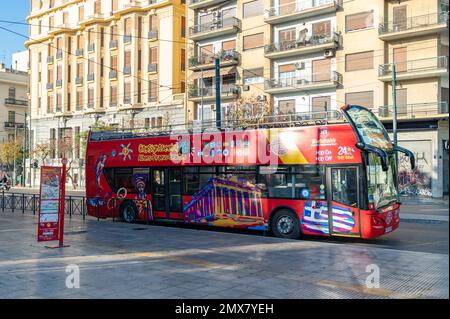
[{"xmin": 400, "ymin": 196, "xmax": 449, "ymax": 223}]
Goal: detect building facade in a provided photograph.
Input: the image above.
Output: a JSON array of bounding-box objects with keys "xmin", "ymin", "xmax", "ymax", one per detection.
[
  {"xmin": 26, "ymin": 0, "xmax": 187, "ymax": 187},
  {"xmin": 186, "ymin": 0, "xmax": 449, "ymax": 197}
]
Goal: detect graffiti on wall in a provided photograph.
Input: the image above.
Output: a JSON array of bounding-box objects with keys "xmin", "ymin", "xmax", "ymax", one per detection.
[{"xmin": 398, "ymin": 140, "xmax": 432, "ymax": 197}]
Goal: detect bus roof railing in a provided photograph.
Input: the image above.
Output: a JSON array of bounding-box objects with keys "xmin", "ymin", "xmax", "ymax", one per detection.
[{"xmin": 89, "ymin": 110, "xmax": 346, "ymax": 141}]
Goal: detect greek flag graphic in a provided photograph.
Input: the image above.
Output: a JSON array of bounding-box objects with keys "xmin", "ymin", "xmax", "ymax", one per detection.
[{"xmin": 301, "ymin": 201, "xmax": 355, "ymax": 235}]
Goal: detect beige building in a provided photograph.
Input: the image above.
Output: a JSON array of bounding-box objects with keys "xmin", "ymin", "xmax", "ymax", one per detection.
[
  {"xmin": 26, "ymin": 0, "xmax": 187, "ymax": 187},
  {"xmin": 186, "ymin": 0, "xmax": 449, "ymax": 197}
]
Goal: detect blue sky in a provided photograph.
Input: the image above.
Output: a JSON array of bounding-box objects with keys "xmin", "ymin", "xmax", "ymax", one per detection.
[{"xmin": 0, "ymin": 1, "xmax": 30, "ymax": 67}]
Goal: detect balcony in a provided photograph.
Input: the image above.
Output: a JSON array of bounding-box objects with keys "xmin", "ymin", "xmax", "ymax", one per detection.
[
  {"xmin": 123, "ymin": 97, "xmax": 131, "ymax": 105},
  {"xmin": 265, "ymin": 32, "xmax": 340, "ymax": 59},
  {"xmin": 47, "ymin": 56, "xmax": 54, "ymax": 64},
  {"xmin": 377, "ymin": 102, "xmax": 449, "ymax": 121},
  {"xmin": 75, "ymin": 48, "xmax": 84, "ymax": 57},
  {"xmin": 46, "ymin": 82, "xmax": 54, "ymax": 90},
  {"xmin": 188, "ymin": 84, "xmax": 240, "ymax": 102},
  {"xmin": 148, "ymin": 96, "xmax": 158, "ymax": 103},
  {"xmin": 123, "ymin": 35, "xmax": 132, "ymax": 44},
  {"xmin": 379, "ymin": 12, "xmax": 448, "ymax": 41},
  {"xmin": 75, "ymin": 77, "xmax": 83, "ymax": 85},
  {"xmin": 56, "ymin": 50, "xmax": 63, "ymax": 60},
  {"xmin": 56, "ymin": 79, "xmax": 63, "ymax": 87},
  {"xmin": 4, "ymin": 98, "xmax": 28, "ymax": 107},
  {"xmin": 109, "ymin": 70, "xmax": 117, "ymax": 79},
  {"xmin": 265, "ymin": 0, "xmax": 342, "ymax": 24},
  {"xmin": 189, "ymin": 50, "xmax": 240, "ymax": 71},
  {"xmin": 4, "ymin": 122, "xmax": 25, "ymax": 129},
  {"xmin": 109, "ymin": 40, "xmax": 118, "ymax": 49},
  {"xmin": 87, "ymin": 73, "xmax": 95, "ymax": 82},
  {"xmin": 265, "ymin": 71, "xmax": 342, "ymax": 94},
  {"xmin": 147, "ymin": 63, "xmax": 158, "ymax": 73},
  {"xmin": 189, "ymin": 17, "xmax": 241, "ymax": 41},
  {"xmin": 378, "ymin": 56, "xmax": 448, "ymax": 81},
  {"xmin": 88, "ymin": 43, "xmax": 95, "ymax": 53},
  {"xmin": 189, "ymin": 0, "xmax": 227, "ymax": 10},
  {"xmin": 148, "ymin": 30, "xmax": 158, "ymax": 41}
]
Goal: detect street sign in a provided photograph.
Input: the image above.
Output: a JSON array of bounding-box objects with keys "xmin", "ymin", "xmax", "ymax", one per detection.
[{"xmin": 37, "ymin": 167, "xmax": 62, "ymax": 242}]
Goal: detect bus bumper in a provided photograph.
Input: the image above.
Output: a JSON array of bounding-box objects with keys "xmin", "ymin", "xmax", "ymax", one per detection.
[{"xmin": 361, "ymin": 204, "xmax": 400, "ymax": 239}]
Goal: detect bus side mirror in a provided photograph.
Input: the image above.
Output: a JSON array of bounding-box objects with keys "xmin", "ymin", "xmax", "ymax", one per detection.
[
  {"xmin": 359, "ymin": 143, "xmax": 389, "ymax": 171},
  {"xmin": 393, "ymin": 145, "xmax": 415, "ymax": 170}
]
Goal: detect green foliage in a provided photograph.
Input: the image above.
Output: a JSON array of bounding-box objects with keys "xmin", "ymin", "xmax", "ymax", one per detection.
[{"xmin": 0, "ymin": 140, "xmax": 23, "ymax": 167}]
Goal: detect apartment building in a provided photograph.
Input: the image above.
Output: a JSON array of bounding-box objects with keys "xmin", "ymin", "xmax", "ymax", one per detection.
[
  {"xmin": 186, "ymin": 0, "xmax": 449, "ymax": 197},
  {"xmin": 26, "ymin": 0, "xmax": 187, "ymax": 187}
]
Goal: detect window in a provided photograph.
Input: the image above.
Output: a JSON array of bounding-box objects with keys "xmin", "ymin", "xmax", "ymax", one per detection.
[
  {"xmin": 345, "ymin": 91, "xmax": 374, "ymax": 108},
  {"xmin": 149, "ymin": 47, "xmax": 158, "ymax": 64},
  {"xmin": 259, "ymin": 166, "xmax": 326, "ymax": 199},
  {"xmin": 78, "ymin": 6, "xmax": 84, "ymax": 21},
  {"xmin": 56, "ymin": 92, "xmax": 62, "ymax": 111},
  {"xmin": 67, "ymin": 92, "xmax": 71, "ymax": 111},
  {"xmin": 181, "ymin": 49, "xmax": 186, "ymax": 71},
  {"xmin": 279, "ymin": 28, "xmax": 296, "ymax": 46},
  {"xmin": 74, "ymin": 127, "xmax": 80, "ymax": 159},
  {"xmin": 8, "ymin": 111, "xmax": 15, "ymax": 123},
  {"xmin": 149, "ymin": 15, "xmax": 157, "ymax": 31},
  {"xmin": 110, "ymin": 85, "xmax": 117, "ymax": 105},
  {"xmin": 88, "ymin": 87, "xmax": 94, "ymax": 108},
  {"xmin": 76, "ymin": 89, "xmax": 83, "ymax": 110},
  {"xmin": 112, "ymin": 0, "xmax": 118, "ymax": 11},
  {"xmin": 278, "ymin": 99, "xmax": 295, "ymax": 115},
  {"xmin": 101, "ymin": 28, "xmax": 105, "ymax": 48},
  {"xmin": 312, "ymin": 20, "xmax": 331, "ymax": 36},
  {"xmin": 47, "ymin": 95, "xmax": 54, "ymax": 113},
  {"xmin": 243, "ymin": 68, "xmax": 264, "ymax": 85},
  {"xmin": 149, "ymin": 80, "xmax": 158, "ymax": 101},
  {"xmin": 124, "ymin": 18, "xmax": 131, "ymax": 35},
  {"xmin": 88, "ymin": 59, "xmax": 95, "ymax": 75},
  {"xmin": 94, "ymin": 0, "xmax": 101, "ymax": 14},
  {"xmin": 243, "ymin": 0, "xmax": 264, "ymax": 18},
  {"xmin": 243, "ymin": 33, "xmax": 264, "ymax": 50},
  {"xmin": 8, "ymin": 87, "xmax": 16, "ymax": 99},
  {"xmin": 181, "ymin": 16, "xmax": 186, "ymax": 38},
  {"xmin": 56, "ymin": 65, "xmax": 62, "ymax": 81},
  {"xmin": 76, "ymin": 62, "xmax": 83, "ymax": 78},
  {"xmin": 111, "ymin": 55, "xmax": 118, "ymax": 70},
  {"xmin": 124, "ymin": 51, "xmax": 131, "ymax": 68},
  {"xmin": 63, "ymin": 11, "xmax": 68, "ymax": 24},
  {"xmin": 331, "ymin": 167, "xmax": 358, "ymax": 207},
  {"xmin": 393, "ymin": 47, "xmax": 407, "ymax": 73},
  {"xmin": 312, "ymin": 96, "xmax": 331, "ymax": 117},
  {"xmin": 222, "ymin": 40, "xmax": 236, "ymax": 51},
  {"xmin": 49, "ymin": 16, "xmax": 54, "ymax": 30},
  {"xmin": 111, "ymin": 25, "xmax": 118, "ymax": 41},
  {"xmin": 346, "ymin": 11, "xmax": 374, "ymax": 31},
  {"xmin": 312, "ymin": 59, "xmax": 331, "ymax": 82},
  {"xmin": 345, "ymin": 51, "xmax": 374, "ymax": 72}
]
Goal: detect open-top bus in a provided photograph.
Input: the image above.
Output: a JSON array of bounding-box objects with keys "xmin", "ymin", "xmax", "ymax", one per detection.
[{"xmin": 85, "ymin": 105, "xmax": 414, "ymax": 239}]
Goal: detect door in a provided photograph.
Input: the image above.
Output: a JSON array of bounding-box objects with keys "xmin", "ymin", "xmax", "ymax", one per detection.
[
  {"xmin": 396, "ymin": 88, "xmax": 407, "ymax": 116},
  {"xmin": 327, "ymin": 167, "xmax": 360, "ymax": 236},
  {"xmin": 394, "ymin": 47, "xmax": 407, "ymax": 73},
  {"xmin": 152, "ymin": 168, "xmax": 182, "ymax": 218},
  {"xmin": 393, "ymin": 6, "xmax": 407, "ymax": 31}
]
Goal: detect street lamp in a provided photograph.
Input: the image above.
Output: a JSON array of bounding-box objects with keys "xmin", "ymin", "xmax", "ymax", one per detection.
[{"xmin": 10, "ymin": 112, "xmax": 28, "ymax": 187}]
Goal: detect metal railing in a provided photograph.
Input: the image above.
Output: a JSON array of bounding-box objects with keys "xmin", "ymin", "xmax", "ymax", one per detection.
[
  {"xmin": 265, "ymin": 0, "xmax": 342, "ymax": 19},
  {"xmin": 4, "ymin": 98, "xmax": 28, "ymax": 106},
  {"xmin": 4, "ymin": 122, "xmax": 25, "ymax": 129},
  {"xmin": 189, "ymin": 50, "xmax": 240, "ymax": 68},
  {"xmin": 379, "ymin": 12, "xmax": 448, "ymax": 34},
  {"xmin": 189, "ymin": 17, "xmax": 241, "ymax": 36},
  {"xmin": 378, "ymin": 56, "xmax": 448, "ymax": 76},
  {"xmin": 265, "ymin": 32, "xmax": 340, "ymax": 54},
  {"xmin": 89, "ymin": 109, "xmax": 346, "ymax": 141},
  {"xmin": 265, "ymin": 71, "xmax": 342, "ymax": 90},
  {"xmin": 148, "ymin": 30, "xmax": 158, "ymax": 40},
  {"xmin": 109, "ymin": 40, "xmax": 118, "ymax": 49},
  {"xmin": 0, "ymin": 192, "xmax": 87, "ymax": 220},
  {"xmin": 377, "ymin": 102, "xmax": 449, "ymax": 118},
  {"xmin": 188, "ymin": 84, "xmax": 240, "ymax": 98}
]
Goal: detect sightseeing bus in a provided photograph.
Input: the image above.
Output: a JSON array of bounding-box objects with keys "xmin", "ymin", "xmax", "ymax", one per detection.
[{"xmin": 85, "ymin": 105, "xmax": 415, "ymax": 239}]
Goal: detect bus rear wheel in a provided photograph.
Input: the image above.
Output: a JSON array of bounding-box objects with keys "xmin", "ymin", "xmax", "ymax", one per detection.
[
  {"xmin": 120, "ymin": 201, "xmax": 137, "ymax": 223},
  {"xmin": 271, "ymin": 209, "xmax": 301, "ymax": 239}
]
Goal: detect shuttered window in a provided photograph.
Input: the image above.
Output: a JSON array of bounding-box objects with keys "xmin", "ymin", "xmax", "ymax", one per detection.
[
  {"xmin": 346, "ymin": 11, "xmax": 374, "ymax": 31},
  {"xmin": 149, "ymin": 80, "xmax": 158, "ymax": 100},
  {"xmin": 124, "ymin": 81, "xmax": 131, "ymax": 101},
  {"xmin": 279, "ymin": 28, "xmax": 296, "ymax": 43},
  {"xmin": 394, "ymin": 47, "xmax": 407, "ymax": 72},
  {"xmin": 243, "ymin": 33, "xmax": 264, "ymax": 50},
  {"xmin": 112, "ymin": 0, "xmax": 118, "ymax": 11},
  {"xmin": 243, "ymin": 0, "xmax": 264, "ymax": 18},
  {"xmin": 111, "ymin": 55, "xmax": 117, "ymax": 70},
  {"xmin": 345, "ymin": 91, "xmax": 374, "ymax": 108},
  {"xmin": 76, "ymin": 90, "xmax": 83, "ymax": 109},
  {"xmin": 279, "ymin": 0, "xmax": 296, "ymax": 16},
  {"xmin": 312, "ymin": 59, "xmax": 331, "ymax": 82},
  {"xmin": 94, "ymin": 0, "xmax": 101, "ymax": 14},
  {"xmin": 149, "ymin": 47, "xmax": 158, "ymax": 64},
  {"xmin": 111, "ymin": 25, "xmax": 117, "ymax": 41},
  {"xmin": 124, "ymin": 51, "xmax": 131, "ymax": 68},
  {"xmin": 200, "ymin": 44, "xmax": 213, "ymax": 60},
  {"xmin": 78, "ymin": 6, "xmax": 84, "ymax": 21},
  {"xmin": 222, "ymin": 40, "xmax": 236, "ymax": 51},
  {"xmin": 243, "ymin": 68, "xmax": 264, "ymax": 84},
  {"xmin": 110, "ymin": 85, "xmax": 117, "ymax": 104},
  {"xmin": 124, "ymin": 18, "xmax": 131, "ymax": 35},
  {"xmin": 312, "ymin": 20, "xmax": 331, "ymax": 36},
  {"xmin": 345, "ymin": 51, "xmax": 374, "ymax": 71},
  {"xmin": 279, "ymin": 64, "xmax": 296, "ymax": 73},
  {"xmin": 149, "ymin": 15, "xmax": 158, "ymax": 31},
  {"xmin": 312, "ymin": 96, "xmax": 331, "ymax": 117},
  {"xmin": 278, "ymin": 99, "xmax": 296, "ymax": 114}
]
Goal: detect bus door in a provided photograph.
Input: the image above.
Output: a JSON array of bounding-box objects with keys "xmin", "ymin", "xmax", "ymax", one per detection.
[
  {"xmin": 326, "ymin": 166, "xmax": 361, "ymax": 237},
  {"xmin": 152, "ymin": 168, "xmax": 182, "ymax": 219}
]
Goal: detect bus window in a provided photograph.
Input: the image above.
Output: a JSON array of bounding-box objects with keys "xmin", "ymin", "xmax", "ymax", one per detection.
[
  {"xmin": 183, "ymin": 167, "xmax": 199, "ymax": 195},
  {"xmin": 293, "ymin": 165, "xmax": 325, "ymax": 200},
  {"xmin": 331, "ymin": 168, "xmax": 358, "ymax": 207},
  {"xmin": 114, "ymin": 168, "xmax": 135, "ymax": 193}
]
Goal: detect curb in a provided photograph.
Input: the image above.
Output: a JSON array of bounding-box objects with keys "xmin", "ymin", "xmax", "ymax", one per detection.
[{"xmin": 401, "ymin": 214, "xmax": 449, "ymax": 223}]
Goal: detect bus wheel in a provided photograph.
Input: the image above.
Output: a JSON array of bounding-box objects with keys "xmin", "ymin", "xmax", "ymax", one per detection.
[
  {"xmin": 120, "ymin": 202, "xmax": 137, "ymax": 223},
  {"xmin": 271, "ymin": 209, "xmax": 301, "ymax": 239}
]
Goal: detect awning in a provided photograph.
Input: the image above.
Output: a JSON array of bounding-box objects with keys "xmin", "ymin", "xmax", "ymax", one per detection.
[{"xmin": 190, "ymin": 66, "xmax": 237, "ymax": 80}]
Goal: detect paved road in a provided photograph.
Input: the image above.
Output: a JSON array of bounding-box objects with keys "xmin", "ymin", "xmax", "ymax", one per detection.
[{"xmin": 0, "ymin": 213, "xmax": 447, "ymax": 299}]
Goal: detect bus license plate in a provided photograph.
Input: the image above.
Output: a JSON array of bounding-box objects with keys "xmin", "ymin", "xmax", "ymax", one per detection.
[{"xmin": 385, "ymin": 226, "xmax": 392, "ymax": 233}]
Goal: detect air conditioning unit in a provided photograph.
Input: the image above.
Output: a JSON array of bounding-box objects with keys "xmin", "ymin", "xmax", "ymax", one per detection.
[
  {"xmin": 295, "ymin": 62, "xmax": 305, "ymax": 70},
  {"xmin": 243, "ymin": 85, "xmax": 250, "ymax": 91},
  {"xmin": 324, "ymin": 49, "xmax": 335, "ymax": 58}
]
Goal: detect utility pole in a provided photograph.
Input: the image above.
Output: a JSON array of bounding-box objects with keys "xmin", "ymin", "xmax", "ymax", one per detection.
[
  {"xmin": 13, "ymin": 125, "xmax": 17, "ymax": 187},
  {"xmin": 215, "ymin": 57, "xmax": 221, "ymax": 129},
  {"xmin": 200, "ymin": 68, "xmax": 204, "ymax": 128},
  {"xmin": 392, "ymin": 50, "xmax": 398, "ymax": 168}
]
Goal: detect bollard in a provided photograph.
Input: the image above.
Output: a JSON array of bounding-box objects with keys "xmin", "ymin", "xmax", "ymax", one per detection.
[{"xmin": 22, "ymin": 194, "xmax": 25, "ymax": 214}]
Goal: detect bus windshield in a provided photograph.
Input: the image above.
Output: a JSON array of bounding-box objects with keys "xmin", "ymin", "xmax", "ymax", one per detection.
[{"xmin": 367, "ymin": 153, "xmax": 398, "ymax": 209}]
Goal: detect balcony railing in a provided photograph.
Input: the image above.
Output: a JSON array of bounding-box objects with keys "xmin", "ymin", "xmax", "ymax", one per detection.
[
  {"xmin": 47, "ymin": 56, "xmax": 54, "ymax": 64},
  {"xmin": 188, "ymin": 84, "xmax": 240, "ymax": 98},
  {"xmin": 46, "ymin": 82, "xmax": 54, "ymax": 90},
  {"xmin": 148, "ymin": 30, "xmax": 158, "ymax": 40},
  {"xmin": 123, "ymin": 35, "xmax": 132, "ymax": 43},
  {"xmin": 147, "ymin": 63, "xmax": 158, "ymax": 73},
  {"xmin": 265, "ymin": 32, "xmax": 340, "ymax": 55},
  {"xmin": 87, "ymin": 73, "xmax": 95, "ymax": 82},
  {"xmin": 109, "ymin": 70, "xmax": 117, "ymax": 79},
  {"xmin": 56, "ymin": 79, "xmax": 63, "ymax": 87},
  {"xmin": 189, "ymin": 17, "xmax": 241, "ymax": 36},
  {"xmin": 56, "ymin": 50, "xmax": 63, "ymax": 59},
  {"xmin": 4, "ymin": 122, "xmax": 25, "ymax": 129},
  {"xmin": 75, "ymin": 77, "xmax": 83, "ymax": 85},
  {"xmin": 75, "ymin": 49, "xmax": 84, "ymax": 56},
  {"xmin": 377, "ymin": 102, "xmax": 449, "ymax": 118},
  {"xmin": 123, "ymin": 97, "xmax": 131, "ymax": 104},
  {"xmin": 123, "ymin": 66, "xmax": 131, "ymax": 75},
  {"xmin": 265, "ymin": 71, "xmax": 342, "ymax": 90},
  {"xmin": 4, "ymin": 98, "xmax": 28, "ymax": 106},
  {"xmin": 265, "ymin": 0, "xmax": 342, "ymax": 20},
  {"xmin": 189, "ymin": 50, "xmax": 240, "ymax": 68},
  {"xmin": 378, "ymin": 56, "xmax": 448, "ymax": 77},
  {"xmin": 379, "ymin": 12, "xmax": 448, "ymax": 34},
  {"xmin": 88, "ymin": 43, "xmax": 95, "ymax": 52}
]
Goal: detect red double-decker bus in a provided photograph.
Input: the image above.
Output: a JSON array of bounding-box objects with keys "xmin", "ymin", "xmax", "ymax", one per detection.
[{"xmin": 85, "ymin": 105, "xmax": 414, "ymax": 239}]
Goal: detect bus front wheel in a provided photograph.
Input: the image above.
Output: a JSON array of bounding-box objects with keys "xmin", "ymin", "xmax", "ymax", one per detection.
[
  {"xmin": 271, "ymin": 209, "xmax": 301, "ymax": 239},
  {"xmin": 120, "ymin": 201, "xmax": 137, "ymax": 223}
]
